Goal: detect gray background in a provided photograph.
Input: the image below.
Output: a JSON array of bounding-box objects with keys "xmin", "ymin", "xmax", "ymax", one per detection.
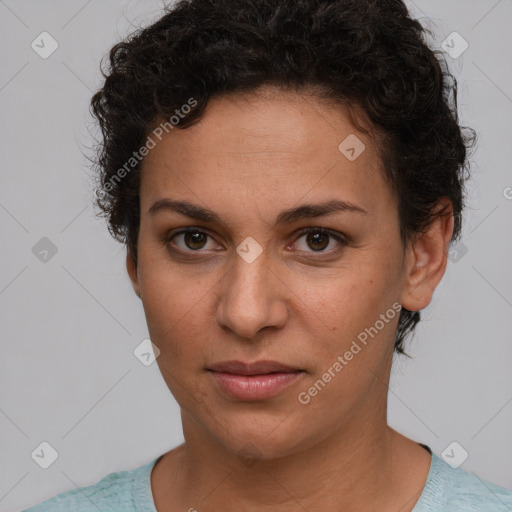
[{"xmin": 1, "ymin": 1, "xmax": 511, "ymax": 510}]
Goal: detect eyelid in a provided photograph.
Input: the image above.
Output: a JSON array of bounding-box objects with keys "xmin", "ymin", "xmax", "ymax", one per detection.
[{"xmin": 294, "ymin": 226, "xmax": 346, "ymax": 242}]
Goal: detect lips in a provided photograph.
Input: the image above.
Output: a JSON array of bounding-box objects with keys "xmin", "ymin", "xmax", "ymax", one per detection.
[
  {"xmin": 207, "ymin": 360, "xmax": 304, "ymax": 400},
  {"xmin": 208, "ymin": 360, "xmax": 301, "ymax": 376}
]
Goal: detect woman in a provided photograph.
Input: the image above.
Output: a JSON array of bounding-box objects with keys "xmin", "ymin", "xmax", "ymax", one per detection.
[{"xmin": 24, "ymin": 0, "xmax": 512, "ymax": 510}]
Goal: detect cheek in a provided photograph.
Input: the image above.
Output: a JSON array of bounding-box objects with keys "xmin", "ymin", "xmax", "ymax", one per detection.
[
  {"xmin": 298, "ymin": 264, "xmax": 396, "ymax": 329},
  {"xmin": 137, "ymin": 254, "xmax": 210, "ymax": 360},
  {"xmin": 293, "ymin": 275, "xmax": 399, "ymax": 420},
  {"xmin": 292, "ymin": 259, "xmax": 402, "ymax": 368}
]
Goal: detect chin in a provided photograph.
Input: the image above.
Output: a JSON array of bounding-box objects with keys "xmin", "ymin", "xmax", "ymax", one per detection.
[{"xmin": 206, "ymin": 412, "xmax": 313, "ymax": 463}]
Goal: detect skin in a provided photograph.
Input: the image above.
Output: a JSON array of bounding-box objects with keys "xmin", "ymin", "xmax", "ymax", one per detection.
[{"xmin": 126, "ymin": 86, "xmax": 453, "ymax": 512}]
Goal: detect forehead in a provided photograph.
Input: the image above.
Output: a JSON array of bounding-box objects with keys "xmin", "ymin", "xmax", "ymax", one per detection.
[{"xmin": 139, "ymin": 88, "xmax": 392, "ymax": 218}]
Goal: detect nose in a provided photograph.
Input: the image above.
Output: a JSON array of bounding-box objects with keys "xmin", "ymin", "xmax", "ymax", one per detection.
[{"xmin": 215, "ymin": 251, "xmax": 289, "ymax": 340}]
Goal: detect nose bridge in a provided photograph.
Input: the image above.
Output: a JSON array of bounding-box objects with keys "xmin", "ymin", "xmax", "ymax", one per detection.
[
  {"xmin": 216, "ymin": 246, "xmax": 286, "ymax": 338},
  {"xmin": 230, "ymin": 250, "xmax": 269, "ymax": 301}
]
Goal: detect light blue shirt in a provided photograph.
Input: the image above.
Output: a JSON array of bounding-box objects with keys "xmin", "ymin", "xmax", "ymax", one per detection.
[{"xmin": 23, "ymin": 449, "xmax": 512, "ymax": 511}]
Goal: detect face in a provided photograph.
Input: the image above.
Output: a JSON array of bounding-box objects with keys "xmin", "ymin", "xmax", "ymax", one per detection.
[{"xmin": 127, "ymin": 87, "xmax": 438, "ymax": 461}]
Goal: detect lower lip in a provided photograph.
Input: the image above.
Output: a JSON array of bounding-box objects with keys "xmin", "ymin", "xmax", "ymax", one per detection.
[{"xmin": 208, "ymin": 371, "xmax": 303, "ymax": 400}]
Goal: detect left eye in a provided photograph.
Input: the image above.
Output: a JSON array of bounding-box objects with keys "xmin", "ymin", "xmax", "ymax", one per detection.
[{"xmin": 293, "ymin": 228, "xmax": 346, "ymax": 253}]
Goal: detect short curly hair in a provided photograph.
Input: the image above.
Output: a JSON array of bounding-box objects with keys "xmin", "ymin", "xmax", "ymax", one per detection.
[{"xmin": 90, "ymin": 0, "xmax": 476, "ymax": 356}]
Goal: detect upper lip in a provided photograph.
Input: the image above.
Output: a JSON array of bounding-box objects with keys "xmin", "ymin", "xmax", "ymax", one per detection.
[{"xmin": 208, "ymin": 360, "xmax": 302, "ymax": 375}]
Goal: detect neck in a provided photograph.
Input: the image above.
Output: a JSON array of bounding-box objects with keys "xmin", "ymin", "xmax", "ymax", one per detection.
[
  {"xmin": 153, "ymin": 401, "xmax": 428, "ymax": 512},
  {"xmin": 183, "ymin": 421, "xmax": 395, "ymax": 512}
]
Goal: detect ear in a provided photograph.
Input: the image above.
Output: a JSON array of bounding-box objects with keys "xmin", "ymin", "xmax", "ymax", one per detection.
[
  {"xmin": 126, "ymin": 250, "xmax": 141, "ymax": 299},
  {"xmin": 400, "ymin": 198, "xmax": 454, "ymax": 312}
]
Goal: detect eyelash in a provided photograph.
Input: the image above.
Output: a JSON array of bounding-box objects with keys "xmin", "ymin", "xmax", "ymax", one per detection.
[{"xmin": 163, "ymin": 226, "xmax": 347, "ymax": 258}]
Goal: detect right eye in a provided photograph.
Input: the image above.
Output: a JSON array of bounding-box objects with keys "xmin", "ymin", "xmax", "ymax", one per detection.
[{"xmin": 165, "ymin": 227, "xmax": 220, "ymax": 253}]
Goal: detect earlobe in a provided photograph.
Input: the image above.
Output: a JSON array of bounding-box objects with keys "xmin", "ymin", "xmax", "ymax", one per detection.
[
  {"xmin": 400, "ymin": 199, "xmax": 454, "ymax": 312},
  {"xmin": 126, "ymin": 251, "xmax": 141, "ymax": 299}
]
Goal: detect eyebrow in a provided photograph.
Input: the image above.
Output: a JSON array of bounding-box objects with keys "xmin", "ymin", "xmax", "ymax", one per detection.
[{"xmin": 148, "ymin": 198, "xmax": 368, "ymax": 227}]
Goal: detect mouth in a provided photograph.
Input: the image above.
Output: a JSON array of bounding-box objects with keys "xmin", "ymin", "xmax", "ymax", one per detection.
[{"xmin": 207, "ymin": 360, "xmax": 305, "ymax": 401}]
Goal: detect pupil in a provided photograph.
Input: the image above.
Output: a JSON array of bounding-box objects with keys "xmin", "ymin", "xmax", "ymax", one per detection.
[
  {"xmin": 307, "ymin": 232, "xmax": 328, "ymax": 251},
  {"xmin": 185, "ymin": 231, "xmax": 206, "ymax": 250}
]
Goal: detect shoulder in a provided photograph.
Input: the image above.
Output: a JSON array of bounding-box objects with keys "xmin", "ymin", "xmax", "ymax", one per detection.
[
  {"xmin": 22, "ymin": 457, "xmax": 160, "ymax": 512},
  {"xmin": 445, "ymin": 461, "xmax": 512, "ymax": 511},
  {"xmin": 416, "ymin": 452, "xmax": 512, "ymax": 511}
]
